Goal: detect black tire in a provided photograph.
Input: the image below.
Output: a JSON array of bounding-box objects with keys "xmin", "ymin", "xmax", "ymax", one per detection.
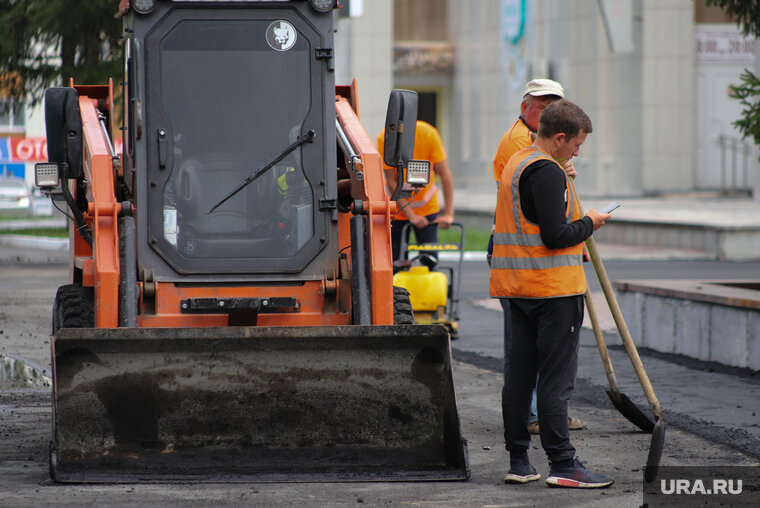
[
  {"xmin": 393, "ymin": 286, "xmax": 415, "ymax": 325},
  {"xmin": 52, "ymin": 284, "xmax": 94, "ymax": 334}
]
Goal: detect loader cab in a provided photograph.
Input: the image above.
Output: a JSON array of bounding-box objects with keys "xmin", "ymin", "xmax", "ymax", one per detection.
[{"xmin": 123, "ymin": 1, "xmax": 337, "ymax": 278}]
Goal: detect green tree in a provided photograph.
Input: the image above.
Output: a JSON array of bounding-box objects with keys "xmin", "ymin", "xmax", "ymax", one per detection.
[
  {"xmin": 0, "ymin": 0, "xmax": 122, "ymax": 106},
  {"xmin": 705, "ymin": 0, "xmax": 760, "ymax": 37},
  {"xmin": 706, "ymin": 0, "xmax": 760, "ymax": 150},
  {"xmin": 728, "ymin": 69, "xmax": 760, "ymax": 150}
]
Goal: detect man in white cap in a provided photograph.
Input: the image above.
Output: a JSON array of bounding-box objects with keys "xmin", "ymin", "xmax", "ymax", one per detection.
[
  {"xmin": 492, "ymin": 79, "xmax": 568, "ymax": 185},
  {"xmin": 490, "ymin": 79, "xmax": 586, "ymax": 465}
]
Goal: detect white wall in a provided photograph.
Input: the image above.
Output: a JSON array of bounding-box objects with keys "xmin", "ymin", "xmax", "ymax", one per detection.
[
  {"xmin": 530, "ymin": 0, "xmax": 695, "ymax": 196},
  {"xmin": 450, "ymin": 0, "xmax": 524, "ymax": 190},
  {"xmin": 334, "ymin": 0, "xmax": 394, "ymax": 142},
  {"xmin": 444, "ymin": 0, "xmax": 702, "ymax": 197},
  {"xmin": 695, "ymin": 24, "xmax": 758, "ymax": 192},
  {"xmin": 640, "ymin": 0, "xmax": 695, "ymax": 194}
]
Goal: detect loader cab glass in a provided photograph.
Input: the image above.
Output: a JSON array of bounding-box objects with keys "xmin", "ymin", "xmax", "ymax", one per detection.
[{"xmin": 142, "ymin": 8, "xmax": 328, "ymax": 273}]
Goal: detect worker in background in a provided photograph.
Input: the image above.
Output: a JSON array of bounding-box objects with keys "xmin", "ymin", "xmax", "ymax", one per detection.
[
  {"xmin": 492, "ymin": 79, "xmax": 575, "ymax": 185},
  {"xmin": 377, "ymin": 120, "xmax": 455, "ymax": 262},
  {"xmin": 490, "ymin": 99, "xmax": 613, "ymax": 488},
  {"xmin": 492, "ymin": 79, "xmax": 587, "ymax": 440}
]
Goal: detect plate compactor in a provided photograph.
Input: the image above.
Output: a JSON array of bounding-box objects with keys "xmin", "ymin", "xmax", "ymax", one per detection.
[{"xmin": 392, "ymin": 223, "xmax": 465, "ymax": 339}]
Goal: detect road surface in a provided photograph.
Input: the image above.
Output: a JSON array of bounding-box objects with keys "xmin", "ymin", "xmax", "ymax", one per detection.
[{"xmin": 1, "ymin": 251, "xmax": 758, "ymax": 506}]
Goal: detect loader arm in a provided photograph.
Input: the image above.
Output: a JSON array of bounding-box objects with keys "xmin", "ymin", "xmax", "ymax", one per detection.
[
  {"xmin": 335, "ymin": 91, "xmax": 395, "ymax": 325},
  {"xmin": 72, "ymin": 81, "xmax": 122, "ymax": 328}
]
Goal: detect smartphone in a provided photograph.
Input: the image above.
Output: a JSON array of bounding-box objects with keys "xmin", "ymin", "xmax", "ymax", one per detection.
[{"xmin": 599, "ymin": 201, "xmax": 621, "ymax": 214}]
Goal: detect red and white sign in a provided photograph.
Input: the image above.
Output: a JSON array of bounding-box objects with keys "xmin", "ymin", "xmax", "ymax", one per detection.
[
  {"xmin": 10, "ymin": 137, "xmax": 48, "ymax": 162},
  {"xmin": 0, "ymin": 136, "xmax": 124, "ymax": 163}
]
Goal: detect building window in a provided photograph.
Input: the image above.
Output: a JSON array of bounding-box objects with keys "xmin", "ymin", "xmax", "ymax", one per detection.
[
  {"xmin": 695, "ymin": 2, "xmax": 734, "ymax": 24},
  {"xmin": 0, "ymin": 98, "xmax": 25, "ymax": 130},
  {"xmin": 394, "ymin": 0, "xmax": 448, "ymax": 42},
  {"xmin": 418, "ymin": 91, "xmax": 438, "ymax": 127}
]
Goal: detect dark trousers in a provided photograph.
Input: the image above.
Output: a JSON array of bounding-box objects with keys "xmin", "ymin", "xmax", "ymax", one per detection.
[
  {"xmin": 390, "ymin": 212, "xmax": 439, "ymax": 261},
  {"xmin": 500, "ymin": 299, "xmax": 538, "ymax": 426},
  {"xmin": 502, "ymin": 295, "xmax": 584, "ymax": 466},
  {"xmin": 500, "ymin": 298, "xmax": 512, "ymax": 382}
]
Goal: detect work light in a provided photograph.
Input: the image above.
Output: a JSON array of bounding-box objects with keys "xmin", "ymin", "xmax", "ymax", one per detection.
[
  {"xmin": 34, "ymin": 162, "xmax": 60, "ymax": 189},
  {"xmin": 405, "ymin": 160, "xmax": 431, "ymax": 188}
]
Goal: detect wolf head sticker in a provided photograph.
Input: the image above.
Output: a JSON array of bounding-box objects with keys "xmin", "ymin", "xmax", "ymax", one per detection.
[{"xmin": 267, "ymin": 20, "xmax": 297, "ymax": 51}]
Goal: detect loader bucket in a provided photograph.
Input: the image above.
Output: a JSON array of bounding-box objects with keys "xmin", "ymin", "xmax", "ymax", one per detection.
[{"xmin": 50, "ymin": 325, "xmax": 469, "ymax": 483}]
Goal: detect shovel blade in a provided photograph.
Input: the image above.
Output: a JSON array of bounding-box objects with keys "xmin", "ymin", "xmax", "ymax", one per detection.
[
  {"xmin": 606, "ymin": 389, "xmax": 655, "ymax": 433},
  {"xmin": 644, "ymin": 418, "xmax": 666, "ymax": 483}
]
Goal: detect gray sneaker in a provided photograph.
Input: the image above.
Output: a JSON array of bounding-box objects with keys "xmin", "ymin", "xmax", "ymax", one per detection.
[
  {"xmin": 545, "ymin": 458, "xmax": 613, "ymax": 488},
  {"xmin": 505, "ymin": 462, "xmax": 541, "ymax": 484}
]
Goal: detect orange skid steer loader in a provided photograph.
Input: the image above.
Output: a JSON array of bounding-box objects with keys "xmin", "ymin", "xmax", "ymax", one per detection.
[{"xmin": 35, "ymin": 0, "xmax": 468, "ymax": 482}]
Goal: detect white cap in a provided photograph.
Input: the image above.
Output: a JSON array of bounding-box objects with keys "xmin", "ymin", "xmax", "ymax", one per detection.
[{"xmin": 522, "ymin": 78, "xmax": 565, "ymax": 98}]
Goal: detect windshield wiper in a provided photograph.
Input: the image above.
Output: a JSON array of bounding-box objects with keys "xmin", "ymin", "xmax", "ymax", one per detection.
[{"xmin": 207, "ymin": 129, "xmax": 315, "ymax": 214}]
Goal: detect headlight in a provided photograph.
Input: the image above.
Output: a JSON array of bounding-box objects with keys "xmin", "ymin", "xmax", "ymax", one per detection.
[
  {"xmin": 309, "ymin": 0, "xmax": 337, "ymax": 13},
  {"xmin": 131, "ymin": 0, "xmax": 156, "ymax": 14}
]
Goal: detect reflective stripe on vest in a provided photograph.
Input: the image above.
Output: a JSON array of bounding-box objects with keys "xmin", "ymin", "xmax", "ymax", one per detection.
[
  {"xmin": 489, "ymin": 147, "xmax": 586, "ymax": 299},
  {"xmin": 409, "ymin": 184, "xmax": 439, "ymax": 209},
  {"xmin": 396, "ymin": 175, "xmax": 440, "ymax": 220}
]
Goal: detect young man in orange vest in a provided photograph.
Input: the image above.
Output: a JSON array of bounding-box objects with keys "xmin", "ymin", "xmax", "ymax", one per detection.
[
  {"xmin": 491, "ymin": 79, "xmax": 587, "ymax": 436},
  {"xmin": 377, "ymin": 120, "xmax": 455, "ymax": 261},
  {"xmin": 490, "ymin": 99, "xmax": 613, "ymax": 488}
]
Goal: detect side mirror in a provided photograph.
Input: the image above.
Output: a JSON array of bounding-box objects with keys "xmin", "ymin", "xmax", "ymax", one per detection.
[
  {"xmin": 383, "ymin": 89, "xmax": 418, "ymax": 168},
  {"xmin": 43, "ymin": 87, "xmax": 83, "ymax": 180},
  {"xmin": 383, "ymin": 89, "xmax": 419, "ymax": 201}
]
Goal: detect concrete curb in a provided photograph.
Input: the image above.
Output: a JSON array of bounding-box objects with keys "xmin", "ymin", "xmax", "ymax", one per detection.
[
  {"xmin": 439, "ymin": 251, "xmax": 487, "ymax": 262},
  {"xmin": 439, "ymin": 246, "xmax": 713, "ymax": 262},
  {"xmin": 0, "ymin": 235, "xmax": 68, "ymax": 250},
  {"xmin": 0, "ymin": 239, "xmax": 713, "ymax": 263},
  {"xmin": 0, "ymin": 218, "xmax": 66, "ymax": 231}
]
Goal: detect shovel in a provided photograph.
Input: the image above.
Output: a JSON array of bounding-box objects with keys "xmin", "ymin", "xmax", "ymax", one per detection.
[
  {"xmin": 584, "ymin": 289, "xmax": 655, "ymax": 433},
  {"xmin": 584, "ymin": 235, "xmax": 665, "ymax": 483},
  {"xmin": 570, "ymin": 180, "xmax": 664, "ymax": 482}
]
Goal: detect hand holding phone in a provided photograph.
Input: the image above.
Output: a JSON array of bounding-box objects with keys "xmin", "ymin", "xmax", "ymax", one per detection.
[{"xmin": 598, "ymin": 201, "xmax": 621, "ymax": 214}]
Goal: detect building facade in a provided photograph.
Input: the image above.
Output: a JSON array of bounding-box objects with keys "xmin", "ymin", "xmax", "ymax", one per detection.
[
  {"xmin": 5, "ymin": 0, "xmax": 757, "ymax": 200},
  {"xmin": 336, "ymin": 0, "xmax": 758, "ymax": 198}
]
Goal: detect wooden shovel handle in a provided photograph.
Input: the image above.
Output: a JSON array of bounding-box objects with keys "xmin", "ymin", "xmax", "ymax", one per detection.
[
  {"xmin": 584, "ymin": 289, "xmax": 620, "ymax": 391},
  {"xmin": 584, "ymin": 235, "xmax": 663, "ymax": 418},
  {"xmin": 568, "ymin": 178, "xmax": 662, "ymax": 419}
]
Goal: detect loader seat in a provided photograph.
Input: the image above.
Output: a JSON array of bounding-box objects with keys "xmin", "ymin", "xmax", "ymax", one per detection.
[{"xmin": 172, "ymin": 156, "xmax": 287, "ymax": 258}]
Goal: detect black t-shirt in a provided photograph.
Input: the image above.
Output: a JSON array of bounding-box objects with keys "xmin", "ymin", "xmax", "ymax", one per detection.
[{"xmin": 517, "ymin": 159, "xmax": 593, "ymax": 249}]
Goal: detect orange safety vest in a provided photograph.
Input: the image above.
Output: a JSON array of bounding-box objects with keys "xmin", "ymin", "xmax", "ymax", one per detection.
[
  {"xmin": 489, "ymin": 147, "xmax": 586, "ymax": 299},
  {"xmin": 492, "ymin": 117, "xmax": 533, "ymax": 183}
]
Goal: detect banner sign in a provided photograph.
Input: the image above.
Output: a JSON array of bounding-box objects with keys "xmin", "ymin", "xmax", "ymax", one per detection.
[{"xmin": 0, "ymin": 136, "xmax": 124, "ymax": 163}]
